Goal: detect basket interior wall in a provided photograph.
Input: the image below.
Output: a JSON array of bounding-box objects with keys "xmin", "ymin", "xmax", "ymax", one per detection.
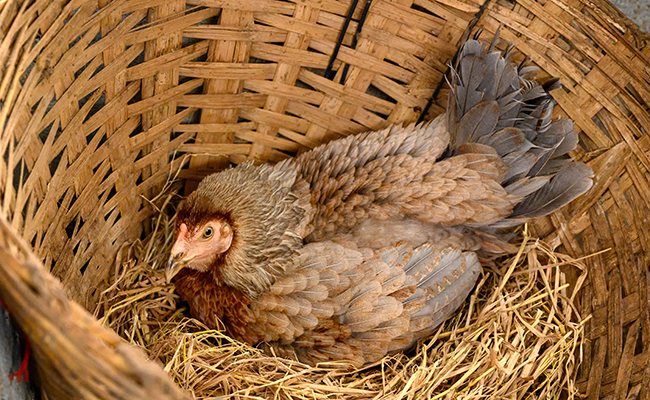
[
  {"xmin": 0, "ymin": 0, "xmax": 472, "ymax": 307},
  {"xmin": 0, "ymin": 0, "xmax": 649, "ymax": 398}
]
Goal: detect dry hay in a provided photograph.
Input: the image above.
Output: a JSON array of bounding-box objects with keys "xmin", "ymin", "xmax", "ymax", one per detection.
[{"xmin": 94, "ymin": 197, "xmax": 591, "ymax": 400}]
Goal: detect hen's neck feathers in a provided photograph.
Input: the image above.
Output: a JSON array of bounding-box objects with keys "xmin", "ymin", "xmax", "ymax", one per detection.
[{"xmin": 178, "ymin": 162, "xmax": 312, "ymax": 298}]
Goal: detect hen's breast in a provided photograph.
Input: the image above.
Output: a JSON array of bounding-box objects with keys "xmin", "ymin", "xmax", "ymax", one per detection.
[{"xmin": 173, "ymin": 268, "xmax": 257, "ymax": 343}]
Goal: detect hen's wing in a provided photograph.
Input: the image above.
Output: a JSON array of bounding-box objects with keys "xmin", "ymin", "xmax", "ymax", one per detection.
[
  {"xmin": 249, "ymin": 240, "xmax": 480, "ymax": 366},
  {"xmin": 289, "ymin": 120, "xmax": 512, "ymax": 243}
]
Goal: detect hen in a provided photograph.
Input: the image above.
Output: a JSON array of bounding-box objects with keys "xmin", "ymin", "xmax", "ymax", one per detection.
[{"xmin": 165, "ymin": 34, "xmax": 593, "ymax": 366}]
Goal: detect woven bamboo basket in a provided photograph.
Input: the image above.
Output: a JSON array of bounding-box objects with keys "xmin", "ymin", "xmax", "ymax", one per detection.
[{"xmin": 0, "ymin": 0, "xmax": 648, "ymax": 397}]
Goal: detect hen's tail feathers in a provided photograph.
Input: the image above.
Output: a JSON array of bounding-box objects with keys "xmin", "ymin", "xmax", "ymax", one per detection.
[{"xmin": 447, "ymin": 29, "xmax": 593, "ymax": 228}]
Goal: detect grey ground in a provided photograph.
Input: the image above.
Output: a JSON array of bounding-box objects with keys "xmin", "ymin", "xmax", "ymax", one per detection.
[
  {"xmin": 0, "ymin": 308, "xmax": 34, "ymax": 400},
  {"xmin": 611, "ymin": 0, "xmax": 650, "ymax": 33}
]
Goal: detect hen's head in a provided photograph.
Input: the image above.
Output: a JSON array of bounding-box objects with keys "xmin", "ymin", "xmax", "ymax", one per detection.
[
  {"xmin": 166, "ymin": 210, "xmax": 234, "ymax": 279},
  {"xmin": 165, "ymin": 162, "xmax": 312, "ymax": 298}
]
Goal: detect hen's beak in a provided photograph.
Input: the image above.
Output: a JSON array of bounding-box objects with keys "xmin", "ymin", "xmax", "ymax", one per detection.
[{"xmin": 165, "ymin": 254, "xmax": 187, "ymax": 283}]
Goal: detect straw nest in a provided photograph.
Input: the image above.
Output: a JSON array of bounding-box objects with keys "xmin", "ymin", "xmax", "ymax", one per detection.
[{"xmin": 94, "ymin": 193, "xmax": 592, "ymax": 399}]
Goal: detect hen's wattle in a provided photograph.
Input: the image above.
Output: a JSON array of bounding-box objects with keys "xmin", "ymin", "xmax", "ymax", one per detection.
[{"xmin": 166, "ymin": 34, "xmax": 593, "ymax": 366}]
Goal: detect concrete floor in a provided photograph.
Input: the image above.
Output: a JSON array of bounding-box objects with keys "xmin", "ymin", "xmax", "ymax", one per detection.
[
  {"xmin": 610, "ymin": 0, "xmax": 650, "ymax": 33},
  {"xmin": 0, "ymin": 309, "xmax": 34, "ymax": 400}
]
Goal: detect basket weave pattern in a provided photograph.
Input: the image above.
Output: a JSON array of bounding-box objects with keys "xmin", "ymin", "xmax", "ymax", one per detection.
[
  {"xmin": 1, "ymin": 0, "xmax": 471, "ymax": 306},
  {"xmin": 0, "ymin": 0, "xmax": 648, "ymax": 397}
]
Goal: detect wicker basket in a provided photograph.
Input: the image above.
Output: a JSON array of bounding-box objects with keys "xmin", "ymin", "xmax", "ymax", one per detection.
[{"xmin": 0, "ymin": 0, "xmax": 648, "ymax": 397}]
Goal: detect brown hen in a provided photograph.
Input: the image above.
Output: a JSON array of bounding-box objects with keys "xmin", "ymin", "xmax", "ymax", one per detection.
[{"xmin": 165, "ymin": 34, "xmax": 593, "ymax": 366}]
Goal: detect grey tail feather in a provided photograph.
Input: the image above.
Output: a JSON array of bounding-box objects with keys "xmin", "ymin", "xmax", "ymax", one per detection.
[{"xmin": 446, "ymin": 29, "xmax": 593, "ymax": 230}]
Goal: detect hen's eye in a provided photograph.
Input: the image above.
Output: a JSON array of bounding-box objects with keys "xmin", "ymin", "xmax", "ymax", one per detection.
[{"xmin": 202, "ymin": 226, "xmax": 214, "ymax": 239}]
